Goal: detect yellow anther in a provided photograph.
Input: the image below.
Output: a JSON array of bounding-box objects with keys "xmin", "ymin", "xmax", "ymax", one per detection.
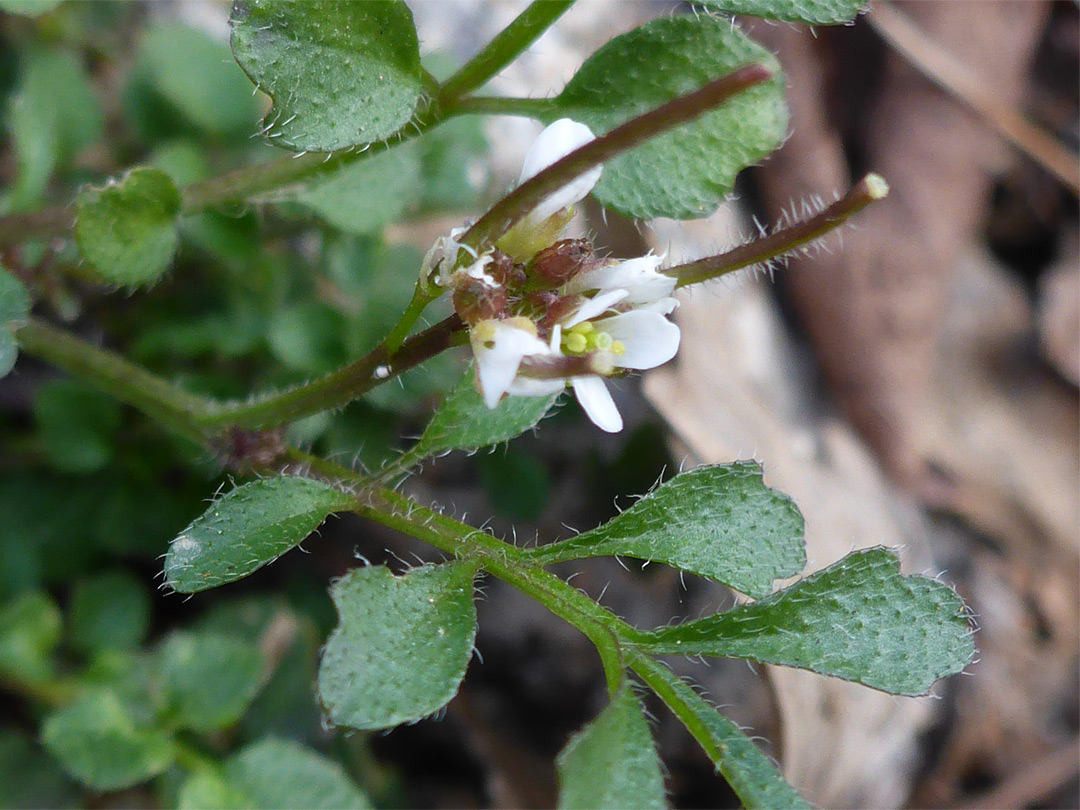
[
  {"xmin": 610, "ymin": 340, "xmax": 626, "ymax": 356},
  {"xmin": 563, "ymin": 331, "xmax": 588, "ymax": 354}
]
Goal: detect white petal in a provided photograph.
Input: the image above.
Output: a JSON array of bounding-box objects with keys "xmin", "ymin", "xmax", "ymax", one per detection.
[
  {"xmin": 520, "ymin": 119, "xmax": 597, "ymax": 182},
  {"xmin": 507, "ymin": 376, "xmax": 566, "ymax": 397},
  {"xmin": 564, "ymin": 255, "xmax": 676, "ymax": 306},
  {"xmin": 471, "ymin": 322, "xmax": 551, "ymax": 408},
  {"xmin": 600, "ymin": 310, "xmax": 681, "ymax": 370},
  {"xmin": 563, "ymin": 288, "xmax": 628, "ymax": 328},
  {"xmin": 634, "ymin": 296, "xmax": 678, "ymax": 316},
  {"xmin": 518, "ymin": 119, "xmax": 601, "ymax": 228},
  {"xmin": 570, "ymin": 376, "xmax": 623, "ymax": 432}
]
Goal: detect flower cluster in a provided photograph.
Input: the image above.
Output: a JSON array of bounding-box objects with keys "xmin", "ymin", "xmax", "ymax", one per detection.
[{"xmin": 421, "ymin": 119, "xmax": 680, "ymax": 433}]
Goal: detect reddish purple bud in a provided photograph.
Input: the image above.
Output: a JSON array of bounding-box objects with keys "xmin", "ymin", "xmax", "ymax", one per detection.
[
  {"xmin": 529, "ymin": 239, "xmax": 592, "ymax": 286},
  {"xmin": 486, "ymin": 249, "xmax": 527, "ymax": 289},
  {"xmin": 538, "ymin": 293, "xmax": 583, "ymax": 333},
  {"xmin": 453, "ymin": 279, "xmax": 508, "ymax": 324}
]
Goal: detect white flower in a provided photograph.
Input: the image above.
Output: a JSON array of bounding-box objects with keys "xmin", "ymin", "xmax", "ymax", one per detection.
[
  {"xmin": 470, "ymin": 318, "xmax": 562, "ymax": 409},
  {"xmin": 471, "ymin": 300, "xmax": 680, "ymax": 434},
  {"xmin": 518, "ymin": 118, "xmax": 602, "ymax": 230},
  {"xmin": 456, "ymin": 118, "xmax": 681, "ymax": 434},
  {"xmin": 500, "ymin": 119, "xmax": 602, "ymax": 261}
]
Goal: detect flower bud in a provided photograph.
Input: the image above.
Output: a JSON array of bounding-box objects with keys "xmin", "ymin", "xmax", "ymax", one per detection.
[
  {"xmin": 485, "ymin": 249, "xmax": 527, "ymax": 290},
  {"xmin": 528, "ymin": 239, "xmax": 592, "ymax": 286},
  {"xmin": 537, "ymin": 293, "xmax": 584, "ymax": 334},
  {"xmin": 453, "ymin": 278, "xmax": 508, "ymax": 324}
]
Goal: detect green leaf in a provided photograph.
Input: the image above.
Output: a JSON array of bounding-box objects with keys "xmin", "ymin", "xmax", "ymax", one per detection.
[
  {"xmin": 0, "ymin": 730, "xmax": 80, "ymax": 809},
  {"xmin": 165, "ymin": 476, "xmax": 354, "ymax": 594},
  {"xmin": 318, "ymin": 562, "xmax": 478, "ymax": 730},
  {"xmin": 293, "ymin": 143, "xmax": 422, "ymax": 234},
  {"xmin": 7, "ymin": 47, "xmax": 103, "ymax": 209},
  {"xmin": 633, "ymin": 548, "xmax": 975, "ymax": 696},
  {"xmin": 0, "ymin": 267, "xmax": 30, "ymax": 378},
  {"xmin": 33, "ymin": 379, "xmax": 123, "ymax": 473},
  {"xmin": 635, "ymin": 656, "xmax": 810, "ymax": 810},
  {"xmin": 0, "ymin": 0, "xmax": 63, "ymax": 16},
  {"xmin": 230, "ymin": 0, "xmax": 423, "ymax": 152},
  {"xmin": 556, "ymin": 687, "xmax": 667, "ymax": 810},
  {"xmin": 138, "ymin": 23, "xmax": 260, "ymax": 136},
  {"xmin": 226, "ymin": 738, "xmax": 372, "ymax": 809},
  {"xmin": 552, "ymin": 15, "xmax": 786, "ymax": 220},
  {"xmin": 406, "ymin": 365, "xmax": 560, "ymax": 462},
  {"xmin": 69, "ymin": 570, "xmax": 151, "ymax": 653},
  {"xmin": 156, "ymin": 632, "xmax": 265, "ymax": 732},
  {"xmin": 0, "ymin": 591, "xmax": 61, "ymax": 684},
  {"xmin": 178, "ymin": 769, "xmax": 251, "ymax": 810},
  {"xmin": 697, "ymin": 0, "xmax": 867, "ymax": 24},
  {"xmin": 540, "ymin": 462, "xmax": 805, "ymax": 598},
  {"xmin": 75, "ymin": 167, "xmax": 181, "ymax": 287},
  {"xmin": 41, "ymin": 688, "xmax": 176, "ymax": 791}
]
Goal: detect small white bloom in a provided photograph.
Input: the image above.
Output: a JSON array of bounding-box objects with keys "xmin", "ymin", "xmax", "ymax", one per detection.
[
  {"xmin": 518, "ymin": 118, "xmax": 602, "ymax": 230},
  {"xmin": 470, "ymin": 318, "xmax": 558, "ymax": 408}
]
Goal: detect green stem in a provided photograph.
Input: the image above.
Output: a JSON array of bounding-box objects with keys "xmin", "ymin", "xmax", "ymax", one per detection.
[
  {"xmin": 627, "ymin": 651, "xmax": 727, "ymax": 763},
  {"xmin": 666, "ymin": 173, "xmax": 890, "ymax": 288},
  {"xmin": 284, "ymin": 450, "xmax": 628, "ymax": 694},
  {"xmin": 357, "ymin": 484, "xmax": 626, "ymax": 695},
  {"xmin": 382, "ymin": 284, "xmax": 438, "ymax": 354},
  {"xmin": 460, "ymin": 63, "xmax": 774, "ymax": 254},
  {"xmin": 197, "ymin": 315, "xmax": 466, "ymax": 430},
  {"xmin": 437, "ymin": 0, "xmax": 575, "ymax": 104},
  {"xmin": 16, "ymin": 318, "xmax": 211, "ymax": 444}
]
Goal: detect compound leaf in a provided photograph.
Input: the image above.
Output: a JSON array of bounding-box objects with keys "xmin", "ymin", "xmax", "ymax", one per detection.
[
  {"xmin": 230, "ymin": 0, "xmax": 423, "ymax": 152},
  {"xmin": 165, "ymin": 477, "xmax": 354, "ymax": 594},
  {"xmin": 633, "ymin": 548, "xmax": 975, "ymax": 696},
  {"xmin": 318, "ymin": 562, "xmax": 478, "ymax": 730},
  {"xmin": 553, "ymin": 14, "xmax": 786, "ymax": 220}
]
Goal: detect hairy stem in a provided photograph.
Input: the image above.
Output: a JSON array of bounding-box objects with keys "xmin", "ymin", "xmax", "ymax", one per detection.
[
  {"xmin": 461, "ymin": 63, "xmax": 774, "ymax": 253},
  {"xmin": 665, "ymin": 173, "xmax": 890, "ymax": 287},
  {"xmin": 197, "ymin": 315, "xmax": 467, "ymax": 430},
  {"xmin": 16, "ymin": 318, "xmax": 212, "ymax": 444}
]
